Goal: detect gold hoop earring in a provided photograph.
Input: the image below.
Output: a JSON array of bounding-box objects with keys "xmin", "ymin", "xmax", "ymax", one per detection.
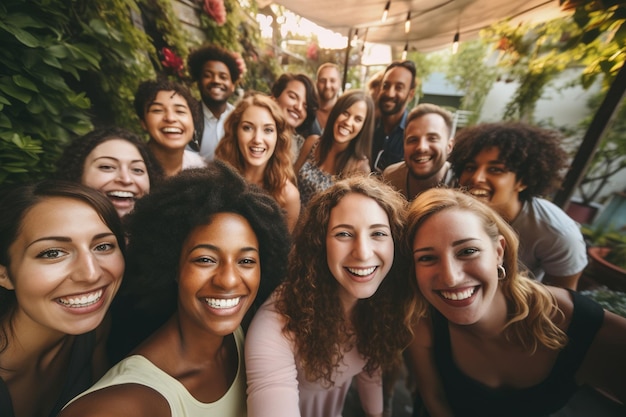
[{"xmin": 497, "ymin": 264, "xmax": 506, "ymax": 280}]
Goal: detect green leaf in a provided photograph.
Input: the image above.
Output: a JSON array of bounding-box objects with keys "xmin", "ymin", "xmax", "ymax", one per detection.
[
  {"xmin": 0, "ymin": 79, "xmax": 32, "ymax": 103},
  {"xmin": 12, "ymin": 75, "xmax": 38, "ymax": 92},
  {"xmin": 0, "ymin": 22, "xmax": 41, "ymax": 47}
]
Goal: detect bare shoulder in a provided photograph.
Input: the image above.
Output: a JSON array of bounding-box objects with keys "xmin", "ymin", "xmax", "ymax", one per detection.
[
  {"xmin": 283, "ymin": 180, "xmax": 300, "ymax": 201},
  {"xmin": 60, "ymin": 384, "xmax": 170, "ymax": 417}
]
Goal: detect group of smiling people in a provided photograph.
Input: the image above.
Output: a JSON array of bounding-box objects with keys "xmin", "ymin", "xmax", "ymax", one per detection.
[{"xmin": 1, "ymin": 49, "xmax": 625, "ymax": 417}]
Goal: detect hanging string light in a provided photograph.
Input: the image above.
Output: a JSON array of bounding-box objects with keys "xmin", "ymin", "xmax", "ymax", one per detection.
[
  {"xmin": 405, "ymin": 12, "xmax": 411, "ymax": 33},
  {"xmin": 402, "ymin": 42, "xmax": 408, "ymax": 60},
  {"xmin": 381, "ymin": 1, "xmax": 391, "ymax": 22},
  {"xmin": 452, "ymin": 31, "xmax": 459, "ymax": 54}
]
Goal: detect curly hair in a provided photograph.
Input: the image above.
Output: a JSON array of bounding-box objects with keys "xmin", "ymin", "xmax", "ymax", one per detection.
[
  {"xmin": 449, "ymin": 122, "xmax": 569, "ymax": 201},
  {"xmin": 215, "ymin": 94, "xmax": 296, "ymax": 206},
  {"xmin": 276, "ymin": 175, "xmax": 416, "ymax": 385},
  {"xmin": 0, "ymin": 180, "xmax": 124, "ymax": 353},
  {"xmin": 55, "ymin": 127, "xmax": 163, "ymax": 188},
  {"xmin": 187, "ymin": 44, "xmax": 242, "ymax": 83},
  {"xmin": 405, "ymin": 188, "xmax": 568, "ymax": 353},
  {"xmin": 270, "ymin": 73, "xmax": 319, "ymax": 136},
  {"xmin": 133, "ymin": 78, "xmax": 204, "ymax": 147},
  {"xmin": 316, "ymin": 90, "xmax": 375, "ymax": 175},
  {"xmin": 123, "ymin": 161, "xmax": 290, "ymax": 318}
]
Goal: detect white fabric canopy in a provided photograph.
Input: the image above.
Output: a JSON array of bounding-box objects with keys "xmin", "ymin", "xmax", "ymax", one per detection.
[{"xmin": 257, "ymin": 0, "xmax": 569, "ymax": 51}]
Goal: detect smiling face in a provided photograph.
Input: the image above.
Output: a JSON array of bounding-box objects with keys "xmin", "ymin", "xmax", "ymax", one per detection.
[
  {"xmin": 199, "ymin": 60, "xmax": 235, "ymax": 107},
  {"xmin": 404, "ymin": 113, "xmax": 453, "ymax": 180},
  {"xmin": 1, "ymin": 197, "xmax": 124, "ymax": 336},
  {"xmin": 379, "ymin": 66, "xmax": 415, "ymax": 116},
  {"xmin": 412, "ymin": 208, "xmax": 505, "ymax": 326},
  {"xmin": 317, "ymin": 66, "xmax": 341, "ymax": 103},
  {"xmin": 177, "ymin": 212, "xmax": 260, "ymax": 337},
  {"xmin": 141, "ymin": 90, "xmax": 194, "ymax": 152},
  {"xmin": 458, "ymin": 147, "xmax": 525, "ymax": 221},
  {"xmin": 236, "ymin": 105, "xmax": 278, "ymax": 172},
  {"xmin": 326, "ymin": 193, "xmax": 394, "ymax": 310},
  {"xmin": 332, "ymin": 100, "xmax": 367, "ymax": 147},
  {"xmin": 275, "ymin": 80, "xmax": 307, "ymax": 129},
  {"xmin": 81, "ymin": 139, "xmax": 150, "ymax": 218}
]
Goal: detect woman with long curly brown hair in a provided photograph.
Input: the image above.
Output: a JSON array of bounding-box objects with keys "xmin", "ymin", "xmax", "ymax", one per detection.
[
  {"xmin": 245, "ymin": 175, "xmax": 416, "ymax": 417},
  {"xmin": 216, "ymin": 93, "xmax": 300, "ymax": 232}
]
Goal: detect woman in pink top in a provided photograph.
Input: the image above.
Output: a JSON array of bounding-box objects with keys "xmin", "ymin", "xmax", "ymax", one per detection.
[{"xmin": 245, "ymin": 175, "xmax": 416, "ymax": 417}]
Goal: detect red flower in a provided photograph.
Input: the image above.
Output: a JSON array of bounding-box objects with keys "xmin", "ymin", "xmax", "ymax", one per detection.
[
  {"xmin": 161, "ymin": 47, "xmax": 184, "ymax": 77},
  {"xmin": 232, "ymin": 52, "xmax": 247, "ymax": 77},
  {"xmin": 203, "ymin": 0, "xmax": 227, "ymax": 26},
  {"xmin": 306, "ymin": 42, "xmax": 318, "ymax": 61}
]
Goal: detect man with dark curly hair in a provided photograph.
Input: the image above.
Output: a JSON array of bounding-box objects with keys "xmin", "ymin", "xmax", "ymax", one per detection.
[
  {"xmin": 187, "ymin": 44, "xmax": 243, "ymax": 161},
  {"xmin": 450, "ymin": 122, "xmax": 587, "ymax": 290}
]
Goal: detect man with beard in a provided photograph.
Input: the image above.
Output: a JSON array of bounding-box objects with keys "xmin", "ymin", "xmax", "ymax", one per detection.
[
  {"xmin": 371, "ymin": 60, "xmax": 417, "ymax": 172},
  {"xmin": 309, "ymin": 62, "xmax": 341, "ymax": 136},
  {"xmin": 187, "ymin": 44, "xmax": 242, "ymax": 161},
  {"xmin": 382, "ymin": 103, "xmax": 456, "ymax": 200}
]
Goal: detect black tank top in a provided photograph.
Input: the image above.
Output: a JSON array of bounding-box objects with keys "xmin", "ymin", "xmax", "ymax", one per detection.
[{"xmin": 431, "ymin": 289, "xmax": 604, "ymax": 417}]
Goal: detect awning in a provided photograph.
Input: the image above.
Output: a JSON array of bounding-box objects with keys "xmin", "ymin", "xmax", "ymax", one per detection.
[{"xmin": 257, "ymin": 0, "xmax": 569, "ymax": 51}]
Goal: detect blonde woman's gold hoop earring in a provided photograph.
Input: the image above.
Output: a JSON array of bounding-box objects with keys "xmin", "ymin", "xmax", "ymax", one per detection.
[{"xmin": 497, "ymin": 264, "xmax": 506, "ymax": 280}]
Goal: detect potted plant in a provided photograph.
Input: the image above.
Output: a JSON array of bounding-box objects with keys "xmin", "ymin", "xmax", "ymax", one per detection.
[{"xmin": 582, "ymin": 226, "xmax": 626, "ymax": 292}]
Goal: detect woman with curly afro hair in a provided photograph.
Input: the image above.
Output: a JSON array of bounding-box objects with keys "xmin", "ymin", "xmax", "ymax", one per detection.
[
  {"xmin": 61, "ymin": 161, "xmax": 290, "ymax": 416},
  {"xmin": 245, "ymin": 174, "xmax": 416, "ymax": 417},
  {"xmin": 449, "ymin": 122, "xmax": 587, "ymax": 290},
  {"xmin": 55, "ymin": 127, "xmax": 163, "ymax": 218}
]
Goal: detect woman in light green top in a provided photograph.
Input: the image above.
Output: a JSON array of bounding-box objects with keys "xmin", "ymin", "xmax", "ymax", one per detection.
[{"xmin": 60, "ymin": 162, "xmax": 290, "ymax": 417}]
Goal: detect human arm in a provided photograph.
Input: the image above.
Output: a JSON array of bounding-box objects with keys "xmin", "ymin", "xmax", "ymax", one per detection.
[
  {"xmin": 405, "ymin": 317, "xmax": 454, "ymax": 417},
  {"xmin": 576, "ymin": 307, "xmax": 626, "ymax": 405},
  {"xmin": 245, "ymin": 301, "xmax": 301, "ymax": 417},
  {"xmin": 354, "ymin": 368, "xmax": 384, "ymax": 417},
  {"xmin": 543, "ymin": 271, "xmax": 582, "ymax": 291},
  {"xmin": 294, "ymin": 135, "xmax": 318, "ymax": 174},
  {"xmin": 59, "ymin": 384, "xmax": 170, "ymax": 417},
  {"xmin": 281, "ymin": 180, "xmax": 301, "ymax": 233}
]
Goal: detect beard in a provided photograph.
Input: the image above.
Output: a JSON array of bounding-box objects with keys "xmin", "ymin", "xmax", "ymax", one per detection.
[{"xmin": 378, "ymin": 95, "xmax": 407, "ymax": 116}]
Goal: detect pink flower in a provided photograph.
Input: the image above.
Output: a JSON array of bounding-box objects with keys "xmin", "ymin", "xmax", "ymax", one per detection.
[
  {"xmin": 233, "ymin": 52, "xmax": 247, "ymax": 77},
  {"xmin": 204, "ymin": 0, "xmax": 227, "ymax": 26},
  {"xmin": 161, "ymin": 47, "xmax": 184, "ymax": 77}
]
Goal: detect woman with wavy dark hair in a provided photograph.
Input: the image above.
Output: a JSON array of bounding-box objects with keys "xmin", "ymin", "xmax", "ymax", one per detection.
[
  {"xmin": 246, "ymin": 174, "xmax": 416, "ymax": 417},
  {"xmin": 61, "ymin": 162, "xmax": 290, "ymax": 417},
  {"xmin": 295, "ymin": 90, "xmax": 374, "ymax": 207},
  {"xmin": 270, "ymin": 72, "xmax": 319, "ymax": 159},
  {"xmin": 215, "ymin": 94, "xmax": 300, "ymax": 232},
  {"xmin": 0, "ymin": 180, "xmax": 125, "ymax": 417},
  {"xmin": 405, "ymin": 188, "xmax": 626, "ymax": 417},
  {"xmin": 56, "ymin": 127, "xmax": 162, "ymax": 218}
]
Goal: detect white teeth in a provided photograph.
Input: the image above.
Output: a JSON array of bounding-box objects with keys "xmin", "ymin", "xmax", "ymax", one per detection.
[
  {"xmin": 347, "ymin": 266, "xmax": 376, "ymax": 276},
  {"xmin": 469, "ymin": 189, "xmax": 490, "ymax": 198},
  {"xmin": 288, "ymin": 111, "xmax": 300, "ymax": 120},
  {"xmin": 58, "ymin": 289, "xmax": 103, "ymax": 307},
  {"xmin": 338, "ymin": 127, "xmax": 350, "ymax": 136},
  {"xmin": 413, "ymin": 156, "xmax": 431, "ymax": 163},
  {"xmin": 250, "ymin": 147, "xmax": 265, "ymax": 153},
  {"xmin": 440, "ymin": 287, "xmax": 475, "ymax": 301},
  {"xmin": 107, "ymin": 191, "xmax": 134, "ymax": 198},
  {"xmin": 204, "ymin": 297, "xmax": 241, "ymax": 309},
  {"xmin": 162, "ymin": 127, "xmax": 182, "ymax": 134}
]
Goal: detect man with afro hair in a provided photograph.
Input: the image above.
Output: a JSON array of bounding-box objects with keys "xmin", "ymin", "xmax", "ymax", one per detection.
[{"xmin": 187, "ymin": 44, "xmax": 243, "ymax": 161}]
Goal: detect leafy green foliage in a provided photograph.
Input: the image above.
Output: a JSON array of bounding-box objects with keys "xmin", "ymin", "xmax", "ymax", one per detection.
[{"xmin": 0, "ymin": 0, "xmax": 96, "ymax": 183}]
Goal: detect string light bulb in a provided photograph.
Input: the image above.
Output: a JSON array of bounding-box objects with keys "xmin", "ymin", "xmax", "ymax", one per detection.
[
  {"xmin": 402, "ymin": 42, "xmax": 408, "ymax": 60},
  {"xmin": 452, "ymin": 31, "xmax": 460, "ymax": 54},
  {"xmin": 405, "ymin": 12, "xmax": 411, "ymax": 33},
  {"xmin": 382, "ymin": 1, "xmax": 390, "ymax": 22}
]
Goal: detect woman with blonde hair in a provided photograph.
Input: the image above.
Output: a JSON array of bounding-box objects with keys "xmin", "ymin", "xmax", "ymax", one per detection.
[
  {"xmin": 216, "ymin": 93, "xmax": 300, "ymax": 232},
  {"xmin": 405, "ymin": 188, "xmax": 626, "ymax": 417}
]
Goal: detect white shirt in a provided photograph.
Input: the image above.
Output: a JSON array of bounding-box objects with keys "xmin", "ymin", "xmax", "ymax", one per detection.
[{"xmin": 199, "ymin": 101, "xmax": 234, "ymax": 161}]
